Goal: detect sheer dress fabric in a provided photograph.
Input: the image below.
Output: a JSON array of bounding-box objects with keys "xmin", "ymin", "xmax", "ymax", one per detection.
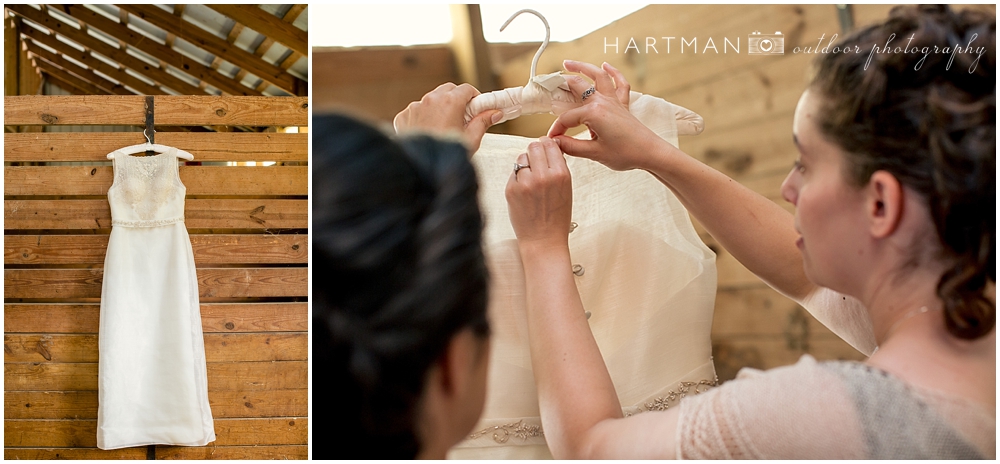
[
  {"xmin": 448, "ymin": 93, "xmax": 718, "ymax": 459},
  {"xmin": 98, "ymin": 148, "xmax": 215, "ymax": 449}
]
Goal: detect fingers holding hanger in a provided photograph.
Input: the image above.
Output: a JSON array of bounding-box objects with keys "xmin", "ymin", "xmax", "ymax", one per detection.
[
  {"xmin": 395, "ymin": 82, "xmax": 500, "ymax": 153},
  {"xmin": 563, "ymin": 60, "xmax": 617, "ymax": 97},
  {"xmin": 564, "ymin": 75, "xmax": 594, "ymax": 103}
]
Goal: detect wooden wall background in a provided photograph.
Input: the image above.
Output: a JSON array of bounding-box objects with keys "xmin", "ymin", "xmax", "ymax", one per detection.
[
  {"xmin": 314, "ymin": 4, "xmax": 996, "ymax": 381},
  {"xmin": 4, "ymin": 95, "xmax": 308, "ymax": 459}
]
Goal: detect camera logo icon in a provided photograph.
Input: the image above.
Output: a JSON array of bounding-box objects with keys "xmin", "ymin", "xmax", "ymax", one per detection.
[{"xmin": 748, "ymin": 31, "xmax": 784, "ymax": 55}]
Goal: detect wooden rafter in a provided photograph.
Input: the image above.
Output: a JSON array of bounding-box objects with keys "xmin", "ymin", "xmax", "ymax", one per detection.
[
  {"xmin": 208, "ymin": 5, "xmax": 308, "ymax": 56},
  {"xmin": 8, "ymin": 5, "xmax": 203, "ymax": 95},
  {"xmin": 34, "ymin": 59, "xmax": 110, "ymax": 95},
  {"xmin": 21, "ymin": 31, "xmax": 165, "ymax": 95},
  {"xmin": 49, "ymin": 4, "xmax": 261, "ymax": 96},
  {"xmin": 42, "ymin": 71, "xmax": 99, "ymax": 95},
  {"xmin": 25, "ymin": 41, "xmax": 131, "ymax": 95},
  {"xmin": 117, "ymin": 4, "xmax": 303, "ymax": 95},
  {"xmin": 226, "ymin": 22, "xmax": 245, "ymax": 44},
  {"xmin": 5, "ymin": 4, "xmax": 307, "ymax": 98}
]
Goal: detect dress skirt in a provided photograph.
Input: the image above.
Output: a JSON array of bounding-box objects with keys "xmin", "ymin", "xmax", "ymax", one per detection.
[{"xmin": 97, "ymin": 221, "xmax": 215, "ymax": 449}]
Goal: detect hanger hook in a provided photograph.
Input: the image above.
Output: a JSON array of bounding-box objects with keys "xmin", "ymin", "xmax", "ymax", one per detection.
[
  {"xmin": 500, "ymin": 9, "xmax": 550, "ymax": 80},
  {"xmin": 143, "ymin": 127, "xmax": 153, "ymax": 145}
]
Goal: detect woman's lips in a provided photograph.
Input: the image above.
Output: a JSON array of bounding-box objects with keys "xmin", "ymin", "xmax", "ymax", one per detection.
[{"xmin": 795, "ymin": 236, "xmax": 804, "ymax": 249}]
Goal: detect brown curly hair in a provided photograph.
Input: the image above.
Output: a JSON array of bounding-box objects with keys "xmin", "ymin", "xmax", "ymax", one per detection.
[{"xmin": 810, "ymin": 5, "xmax": 995, "ymax": 339}]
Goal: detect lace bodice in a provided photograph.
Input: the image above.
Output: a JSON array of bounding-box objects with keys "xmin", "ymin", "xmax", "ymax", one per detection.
[{"xmin": 108, "ymin": 148, "xmax": 186, "ymax": 227}]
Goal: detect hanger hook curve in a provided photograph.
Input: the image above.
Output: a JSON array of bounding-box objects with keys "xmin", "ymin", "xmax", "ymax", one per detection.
[
  {"xmin": 143, "ymin": 127, "xmax": 153, "ymax": 145},
  {"xmin": 500, "ymin": 9, "xmax": 550, "ymax": 80}
]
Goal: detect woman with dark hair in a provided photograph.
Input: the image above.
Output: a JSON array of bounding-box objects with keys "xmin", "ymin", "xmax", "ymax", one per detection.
[
  {"xmin": 500, "ymin": 4, "xmax": 994, "ymax": 458},
  {"xmin": 311, "ymin": 106, "xmax": 498, "ymax": 458}
]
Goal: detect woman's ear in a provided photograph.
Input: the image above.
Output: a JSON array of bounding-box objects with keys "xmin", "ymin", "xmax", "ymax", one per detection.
[
  {"xmin": 436, "ymin": 329, "xmax": 479, "ymax": 396},
  {"xmin": 866, "ymin": 170, "xmax": 904, "ymax": 239},
  {"xmin": 417, "ymin": 329, "xmax": 490, "ymax": 457}
]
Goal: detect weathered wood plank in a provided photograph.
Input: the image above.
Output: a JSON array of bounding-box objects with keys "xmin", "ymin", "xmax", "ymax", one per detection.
[
  {"xmin": 3, "ymin": 417, "xmax": 307, "ymax": 448},
  {"xmin": 4, "ymin": 447, "xmax": 145, "ymax": 460},
  {"xmin": 4, "ymin": 132, "xmax": 307, "ymax": 162},
  {"xmin": 4, "ymin": 268, "xmax": 307, "ymax": 299},
  {"xmin": 712, "ymin": 335, "xmax": 867, "ymax": 382},
  {"xmin": 4, "ymin": 199, "xmax": 307, "ymax": 230},
  {"xmin": 156, "ymin": 444, "xmax": 307, "ymax": 460},
  {"xmin": 5, "ymin": 166, "xmax": 307, "ymax": 196},
  {"xmin": 154, "ymin": 96, "xmax": 307, "ymax": 126},
  {"xmin": 4, "ymin": 445, "xmax": 308, "ymax": 460},
  {"xmin": 4, "ymin": 96, "xmax": 306, "ymax": 126},
  {"xmin": 5, "ymin": 95, "xmax": 145, "ymax": 126},
  {"xmin": 711, "ymin": 284, "xmax": 843, "ymax": 337},
  {"xmin": 678, "ymin": 112, "xmax": 798, "ymax": 182},
  {"xmin": 5, "ymin": 389, "xmax": 308, "ymax": 419},
  {"xmin": 4, "ymin": 333, "xmax": 307, "ymax": 363},
  {"xmin": 4, "ymin": 303, "xmax": 308, "ymax": 334},
  {"xmin": 5, "ymin": 234, "xmax": 307, "ymax": 265},
  {"xmin": 5, "ymin": 361, "xmax": 307, "ymax": 391},
  {"xmin": 312, "ymin": 46, "xmax": 456, "ymax": 119}
]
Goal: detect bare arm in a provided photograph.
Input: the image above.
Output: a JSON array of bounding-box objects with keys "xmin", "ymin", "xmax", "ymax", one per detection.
[
  {"xmin": 642, "ymin": 138, "xmax": 815, "ymax": 300},
  {"xmin": 505, "ymin": 137, "xmax": 683, "ymax": 458}
]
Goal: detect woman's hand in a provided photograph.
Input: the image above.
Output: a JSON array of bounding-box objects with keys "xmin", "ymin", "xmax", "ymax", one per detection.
[
  {"xmin": 549, "ymin": 61, "xmax": 670, "ymax": 171},
  {"xmin": 393, "ymin": 82, "xmax": 502, "ymax": 153},
  {"xmin": 505, "ymin": 137, "xmax": 573, "ymax": 251}
]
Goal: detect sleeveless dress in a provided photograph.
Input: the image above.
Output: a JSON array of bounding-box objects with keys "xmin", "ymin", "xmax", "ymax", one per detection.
[
  {"xmin": 448, "ymin": 93, "xmax": 718, "ymax": 459},
  {"xmin": 98, "ymin": 148, "xmax": 215, "ymax": 449}
]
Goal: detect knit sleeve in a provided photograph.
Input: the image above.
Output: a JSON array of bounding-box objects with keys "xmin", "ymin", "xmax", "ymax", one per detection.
[{"xmin": 675, "ymin": 355, "xmax": 867, "ymax": 459}]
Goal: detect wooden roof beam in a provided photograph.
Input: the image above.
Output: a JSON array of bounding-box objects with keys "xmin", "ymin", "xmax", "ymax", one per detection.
[
  {"xmin": 208, "ymin": 5, "xmax": 308, "ymax": 56},
  {"xmin": 34, "ymin": 59, "xmax": 111, "ymax": 95},
  {"xmin": 42, "ymin": 71, "xmax": 96, "ymax": 95},
  {"xmin": 25, "ymin": 41, "xmax": 132, "ymax": 95},
  {"xmin": 226, "ymin": 23, "xmax": 245, "ymax": 44},
  {"xmin": 282, "ymin": 5, "xmax": 307, "ymax": 24},
  {"xmin": 117, "ymin": 4, "xmax": 303, "ymax": 95},
  {"xmin": 7, "ymin": 4, "xmax": 204, "ymax": 95},
  {"xmin": 21, "ymin": 30, "xmax": 165, "ymax": 95},
  {"xmin": 50, "ymin": 4, "xmax": 261, "ymax": 96},
  {"xmin": 450, "ymin": 4, "xmax": 497, "ymax": 92}
]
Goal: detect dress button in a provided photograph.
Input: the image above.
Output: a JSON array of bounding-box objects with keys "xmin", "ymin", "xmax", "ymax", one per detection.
[
  {"xmin": 585, "ymin": 310, "xmax": 592, "ymax": 319},
  {"xmin": 572, "ymin": 264, "xmax": 585, "ymax": 276},
  {"xmin": 569, "ymin": 222, "xmax": 578, "ymax": 233}
]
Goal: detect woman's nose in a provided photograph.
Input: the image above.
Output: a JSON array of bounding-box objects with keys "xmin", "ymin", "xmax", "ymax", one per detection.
[{"xmin": 780, "ymin": 169, "xmax": 798, "ymax": 206}]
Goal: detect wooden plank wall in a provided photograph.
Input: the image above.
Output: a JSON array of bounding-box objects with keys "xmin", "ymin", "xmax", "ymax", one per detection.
[{"xmin": 4, "ymin": 95, "xmax": 308, "ymax": 459}]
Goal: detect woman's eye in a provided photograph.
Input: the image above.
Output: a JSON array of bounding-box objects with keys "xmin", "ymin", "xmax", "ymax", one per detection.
[{"xmin": 793, "ymin": 160, "xmax": 805, "ymax": 174}]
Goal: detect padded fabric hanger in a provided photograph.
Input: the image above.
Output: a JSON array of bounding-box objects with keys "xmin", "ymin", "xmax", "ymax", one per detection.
[
  {"xmin": 463, "ymin": 9, "xmax": 704, "ymax": 136},
  {"xmin": 107, "ymin": 128, "xmax": 195, "ymax": 160}
]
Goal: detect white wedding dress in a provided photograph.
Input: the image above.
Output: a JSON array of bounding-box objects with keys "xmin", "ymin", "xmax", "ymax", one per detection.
[
  {"xmin": 98, "ymin": 147, "xmax": 215, "ymax": 449},
  {"xmin": 448, "ymin": 92, "xmax": 718, "ymax": 459}
]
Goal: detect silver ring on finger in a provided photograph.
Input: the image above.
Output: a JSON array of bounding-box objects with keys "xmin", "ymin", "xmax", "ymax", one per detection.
[
  {"xmin": 581, "ymin": 87, "xmax": 597, "ymax": 102},
  {"xmin": 514, "ymin": 162, "xmax": 530, "ymax": 174}
]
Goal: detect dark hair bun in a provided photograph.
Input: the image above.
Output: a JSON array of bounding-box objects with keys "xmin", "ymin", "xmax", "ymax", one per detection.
[{"xmin": 312, "ymin": 114, "xmax": 489, "ymax": 458}]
